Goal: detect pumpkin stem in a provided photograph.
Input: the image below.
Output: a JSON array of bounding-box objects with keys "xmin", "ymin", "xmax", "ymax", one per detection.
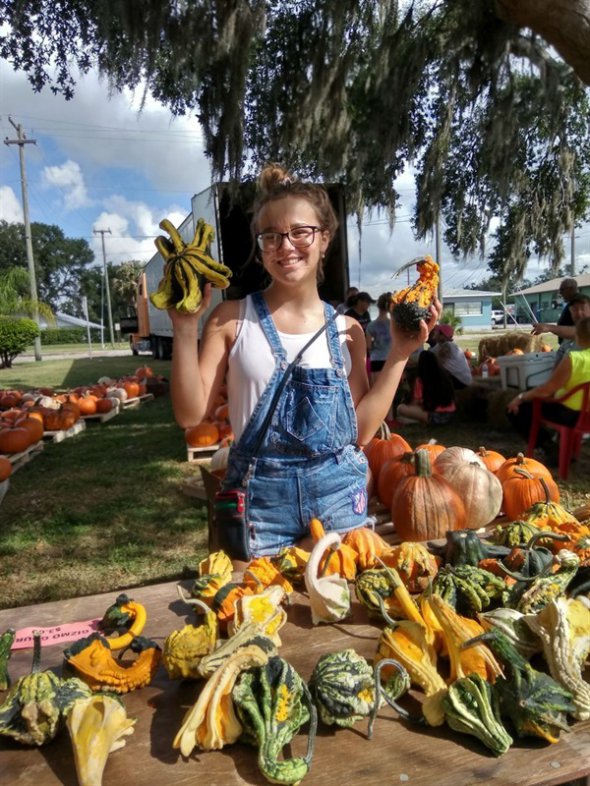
[
  {"xmin": 413, "ymin": 448, "xmax": 432, "ymax": 477},
  {"xmin": 31, "ymin": 630, "xmax": 42, "ymax": 674}
]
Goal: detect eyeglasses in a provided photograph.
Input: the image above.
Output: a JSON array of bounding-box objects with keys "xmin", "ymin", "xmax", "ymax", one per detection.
[{"xmin": 256, "ymin": 225, "xmax": 322, "ymax": 251}]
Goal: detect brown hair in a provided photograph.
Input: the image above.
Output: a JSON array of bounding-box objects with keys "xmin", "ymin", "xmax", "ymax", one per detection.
[
  {"xmin": 251, "ymin": 164, "xmax": 338, "ymax": 282},
  {"xmin": 575, "ymin": 316, "xmax": 590, "ymax": 345}
]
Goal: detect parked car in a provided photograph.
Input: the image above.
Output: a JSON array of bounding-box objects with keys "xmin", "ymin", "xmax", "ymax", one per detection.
[{"xmin": 491, "ymin": 309, "xmax": 505, "ymax": 325}]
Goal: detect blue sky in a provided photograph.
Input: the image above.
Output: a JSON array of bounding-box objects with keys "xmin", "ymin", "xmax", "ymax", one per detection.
[{"xmin": 1, "ymin": 59, "xmax": 589, "ymax": 305}]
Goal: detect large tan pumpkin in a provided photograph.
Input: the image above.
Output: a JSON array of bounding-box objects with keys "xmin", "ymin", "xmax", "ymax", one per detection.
[
  {"xmin": 435, "ymin": 458, "xmax": 503, "ymax": 529},
  {"xmin": 390, "ymin": 449, "xmax": 467, "ymax": 542}
]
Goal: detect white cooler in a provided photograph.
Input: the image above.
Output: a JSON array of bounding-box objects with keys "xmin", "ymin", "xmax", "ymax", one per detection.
[{"xmin": 496, "ymin": 351, "xmax": 556, "ymax": 390}]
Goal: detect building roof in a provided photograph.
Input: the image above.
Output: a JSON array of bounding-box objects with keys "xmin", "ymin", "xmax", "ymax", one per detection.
[
  {"xmin": 39, "ymin": 312, "xmax": 104, "ymax": 330},
  {"xmin": 443, "ymin": 288, "xmax": 501, "ymax": 299},
  {"xmin": 511, "ymin": 272, "xmax": 590, "ymax": 297}
]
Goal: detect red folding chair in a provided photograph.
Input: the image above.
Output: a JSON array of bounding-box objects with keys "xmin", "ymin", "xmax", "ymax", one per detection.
[{"xmin": 527, "ymin": 381, "xmax": 590, "ymax": 480}]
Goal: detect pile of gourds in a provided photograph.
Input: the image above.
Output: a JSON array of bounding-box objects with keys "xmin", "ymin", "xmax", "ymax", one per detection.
[{"xmin": 1, "ymin": 443, "xmax": 589, "ymax": 786}]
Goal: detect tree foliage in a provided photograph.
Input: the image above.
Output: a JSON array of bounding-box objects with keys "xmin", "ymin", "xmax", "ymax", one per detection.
[
  {"xmin": 1, "ymin": 0, "xmax": 589, "ymax": 281},
  {"xmin": 0, "ymin": 316, "xmax": 40, "ymax": 368},
  {"xmin": 0, "ymin": 221, "xmax": 95, "ymax": 313}
]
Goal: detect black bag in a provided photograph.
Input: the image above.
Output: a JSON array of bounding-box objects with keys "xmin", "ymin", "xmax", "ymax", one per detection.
[
  {"xmin": 213, "ymin": 489, "xmax": 250, "ymax": 562},
  {"xmin": 213, "ymin": 308, "xmax": 338, "ymax": 561}
]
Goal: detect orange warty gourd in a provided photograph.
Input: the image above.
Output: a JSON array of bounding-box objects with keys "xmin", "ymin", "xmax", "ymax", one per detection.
[
  {"xmin": 389, "ymin": 256, "xmax": 440, "ymax": 331},
  {"xmin": 185, "ymin": 422, "xmax": 219, "ymax": 447},
  {"xmin": 502, "ymin": 469, "xmax": 560, "ymax": 521},
  {"xmin": 475, "ymin": 446, "xmax": 506, "ymax": 474},
  {"xmin": 390, "ymin": 449, "xmax": 467, "ymax": 542},
  {"xmin": 496, "ymin": 452, "xmax": 553, "ymax": 484}
]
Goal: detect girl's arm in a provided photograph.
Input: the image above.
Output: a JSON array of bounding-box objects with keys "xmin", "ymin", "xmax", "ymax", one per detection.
[
  {"xmin": 169, "ymin": 287, "xmax": 239, "ymax": 428},
  {"xmin": 349, "ymin": 300, "xmax": 441, "ymax": 445}
]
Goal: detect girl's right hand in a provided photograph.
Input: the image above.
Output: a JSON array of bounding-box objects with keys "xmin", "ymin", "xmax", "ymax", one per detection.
[{"xmin": 167, "ymin": 283, "xmax": 213, "ymax": 334}]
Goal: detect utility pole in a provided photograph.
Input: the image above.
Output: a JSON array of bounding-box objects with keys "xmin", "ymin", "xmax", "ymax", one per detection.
[
  {"xmin": 570, "ymin": 225, "xmax": 576, "ymax": 276},
  {"xmin": 435, "ymin": 216, "xmax": 442, "ymax": 303},
  {"xmin": 4, "ymin": 117, "xmax": 42, "ymax": 361},
  {"xmin": 94, "ymin": 228, "xmax": 115, "ymax": 347}
]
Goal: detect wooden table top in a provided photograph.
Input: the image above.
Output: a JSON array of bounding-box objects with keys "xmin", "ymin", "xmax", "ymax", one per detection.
[{"xmin": 0, "ymin": 580, "xmax": 589, "ymax": 786}]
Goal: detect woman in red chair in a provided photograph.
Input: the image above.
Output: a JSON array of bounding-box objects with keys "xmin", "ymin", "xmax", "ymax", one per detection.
[{"xmin": 506, "ymin": 316, "xmax": 590, "ymax": 463}]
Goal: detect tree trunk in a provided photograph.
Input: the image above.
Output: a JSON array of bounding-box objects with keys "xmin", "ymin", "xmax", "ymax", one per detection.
[{"xmin": 495, "ymin": 0, "xmax": 590, "ymax": 84}]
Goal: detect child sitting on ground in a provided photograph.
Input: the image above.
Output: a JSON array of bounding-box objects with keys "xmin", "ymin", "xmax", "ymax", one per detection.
[{"xmin": 396, "ymin": 349, "xmax": 456, "ymax": 425}]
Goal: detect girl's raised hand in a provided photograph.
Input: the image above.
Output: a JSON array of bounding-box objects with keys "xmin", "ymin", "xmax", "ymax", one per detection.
[
  {"xmin": 167, "ymin": 283, "xmax": 213, "ymax": 334},
  {"xmin": 390, "ymin": 298, "xmax": 442, "ymax": 358}
]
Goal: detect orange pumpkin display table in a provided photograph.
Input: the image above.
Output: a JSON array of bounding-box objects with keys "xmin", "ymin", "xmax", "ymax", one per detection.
[{"xmin": 0, "ymin": 580, "xmax": 589, "ymax": 786}]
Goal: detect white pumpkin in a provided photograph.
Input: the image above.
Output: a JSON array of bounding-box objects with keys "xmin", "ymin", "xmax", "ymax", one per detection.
[
  {"xmin": 97, "ymin": 376, "xmax": 115, "ymax": 385},
  {"xmin": 35, "ymin": 395, "xmax": 60, "ymax": 409},
  {"xmin": 106, "ymin": 386, "xmax": 128, "ymax": 402},
  {"xmin": 435, "ymin": 459, "xmax": 503, "ymax": 529},
  {"xmin": 434, "ymin": 446, "xmax": 485, "ymax": 475}
]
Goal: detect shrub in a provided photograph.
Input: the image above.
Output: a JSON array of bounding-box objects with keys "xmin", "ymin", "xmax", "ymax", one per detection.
[
  {"xmin": 41, "ymin": 327, "xmax": 103, "ymax": 344},
  {"xmin": 0, "ymin": 316, "xmax": 40, "ymax": 368}
]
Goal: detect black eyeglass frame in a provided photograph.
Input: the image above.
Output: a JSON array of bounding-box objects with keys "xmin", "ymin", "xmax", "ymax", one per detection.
[{"xmin": 255, "ymin": 225, "xmax": 323, "ymax": 251}]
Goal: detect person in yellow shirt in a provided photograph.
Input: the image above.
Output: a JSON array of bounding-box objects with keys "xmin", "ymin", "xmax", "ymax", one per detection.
[{"xmin": 507, "ymin": 316, "xmax": 590, "ymax": 463}]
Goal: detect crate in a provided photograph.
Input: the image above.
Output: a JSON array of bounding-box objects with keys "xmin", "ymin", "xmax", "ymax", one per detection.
[
  {"xmin": 496, "ymin": 352, "xmax": 556, "ymax": 390},
  {"xmin": 186, "ymin": 443, "xmax": 221, "ymax": 463},
  {"xmin": 43, "ymin": 419, "xmax": 87, "ymax": 443},
  {"xmin": 122, "ymin": 393, "xmax": 155, "ymax": 409}
]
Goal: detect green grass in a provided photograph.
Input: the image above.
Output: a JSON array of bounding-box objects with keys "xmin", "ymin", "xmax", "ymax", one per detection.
[{"xmin": 0, "ymin": 356, "xmax": 209, "ymax": 609}]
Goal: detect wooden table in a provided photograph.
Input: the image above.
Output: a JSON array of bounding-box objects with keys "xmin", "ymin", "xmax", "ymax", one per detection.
[{"xmin": 1, "ymin": 581, "xmax": 589, "ymax": 786}]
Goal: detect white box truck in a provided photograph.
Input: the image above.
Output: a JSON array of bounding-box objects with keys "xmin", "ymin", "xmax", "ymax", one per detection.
[{"xmin": 122, "ymin": 182, "xmax": 350, "ymax": 359}]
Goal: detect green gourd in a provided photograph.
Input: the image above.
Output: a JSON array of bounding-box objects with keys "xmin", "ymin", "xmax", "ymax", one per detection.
[
  {"xmin": 0, "ymin": 628, "xmax": 15, "ymax": 691},
  {"xmin": 443, "ymin": 672, "xmax": 513, "ymax": 756},
  {"xmin": 232, "ymin": 655, "xmax": 316, "ymax": 786},
  {"xmin": 0, "ymin": 631, "xmax": 91, "ymax": 745}
]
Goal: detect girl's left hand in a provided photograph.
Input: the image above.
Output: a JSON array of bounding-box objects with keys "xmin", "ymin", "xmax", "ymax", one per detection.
[
  {"xmin": 390, "ymin": 298, "xmax": 442, "ymax": 358},
  {"xmin": 506, "ymin": 396, "xmax": 521, "ymax": 414}
]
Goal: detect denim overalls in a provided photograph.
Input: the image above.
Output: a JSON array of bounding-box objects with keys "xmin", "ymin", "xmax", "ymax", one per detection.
[{"xmin": 222, "ymin": 291, "xmax": 370, "ymax": 557}]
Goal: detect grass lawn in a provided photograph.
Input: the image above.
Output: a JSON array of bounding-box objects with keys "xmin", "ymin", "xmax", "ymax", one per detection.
[
  {"xmin": 1, "ymin": 355, "xmax": 209, "ymax": 610},
  {"xmin": 1, "ymin": 341, "xmax": 588, "ymax": 610}
]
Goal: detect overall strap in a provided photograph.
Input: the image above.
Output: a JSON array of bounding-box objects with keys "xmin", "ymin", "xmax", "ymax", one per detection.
[{"xmin": 249, "ymin": 308, "xmax": 339, "ymax": 458}]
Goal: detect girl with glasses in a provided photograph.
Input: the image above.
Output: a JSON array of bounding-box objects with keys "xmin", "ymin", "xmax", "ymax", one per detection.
[{"xmin": 169, "ymin": 164, "xmax": 440, "ymax": 563}]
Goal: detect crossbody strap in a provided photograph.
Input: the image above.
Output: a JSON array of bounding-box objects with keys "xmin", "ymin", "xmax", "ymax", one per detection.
[{"xmin": 249, "ymin": 309, "xmax": 339, "ymax": 458}]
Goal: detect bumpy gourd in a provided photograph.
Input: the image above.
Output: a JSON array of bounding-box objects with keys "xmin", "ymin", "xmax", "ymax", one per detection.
[
  {"xmin": 233, "ymin": 656, "xmax": 317, "ymax": 786},
  {"xmin": 64, "ymin": 633, "xmax": 161, "ymax": 693},
  {"xmin": 390, "ymin": 255, "xmax": 439, "ymax": 331},
  {"xmin": 162, "ymin": 599, "xmax": 218, "ymax": 680},
  {"xmin": 0, "ymin": 628, "xmax": 15, "ymax": 690},
  {"xmin": 97, "ymin": 593, "xmax": 147, "ymax": 651},
  {"xmin": 443, "ymin": 673, "xmax": 513, "ymax": 756},
  {"xmin": 196, "ymin": 620, "xmax": 278, "ymax": 679},
  {"xmin": 0, "ymin": 631, "xmax": 91, "ymax": 746},
  {"xmin": 228, "ymin": 585, "xmax": 288, "ymax": 646},
  {"xmin": 191, "ymin": 550, "xmax": 234, "ymax": 600}
]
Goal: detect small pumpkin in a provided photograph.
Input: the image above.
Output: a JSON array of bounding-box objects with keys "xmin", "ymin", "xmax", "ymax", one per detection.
[
  {"xmin": 186, "ymin": 421, "xmax": 220, "ymax": 447},
  {"xmin": 391, "ymin": 449, "xmax": 467, "ymax": 542},
  {"xmin": 496, "ymin": 452, "xmax": 553, "ymax": 484},
  {"xmin": 377, "ymin": 452, "xmax": 415, "ymax": 508},
  {"xmin": 365, "ymin": 422, "xmax": 411, "ymax": 483},
  {"xmin": 0, "ymin": 423, "xmax": 31, "ymax": 454},
  {"xmin": 475, "ymin": 446, "xmax": 506, "ymax": 474},
  {"xmin": 414, "ymin": 440, "xmax": 446, "ymax": 461},
  {"xmin": 502, "ymin": 470, "xmax": 560, "ymax": 522}
]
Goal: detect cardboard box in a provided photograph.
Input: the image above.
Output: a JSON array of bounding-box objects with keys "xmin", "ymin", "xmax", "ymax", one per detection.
[{"xmin": 496, "ymin": 351, "xmax": 556, "ymax": 390}]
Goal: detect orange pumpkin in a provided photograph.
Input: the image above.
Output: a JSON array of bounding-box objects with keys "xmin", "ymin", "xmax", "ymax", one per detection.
[
  {"xmin": 0, "ymin": 423, "xmax": 31, "ymax": 454},
  {"xmin": 496, "ymin": 452, "xmax": 553, "ymax": 484},
  {"xmin": 18, "ymin": 415, "xmax": 44, "ymax": 443},
  {"xmin": 414, "ymin": 441, "xmax": 447, "ymax": 461},
  {"xmin": 123, "ymin": 379, "xmax": 141, "ymax": 399},
  {"xmin": 135, "ymin": 365, "xmax": 154, "ymax": 379},
  {"xmin": 0, "ymin": 456, "xmax": 12, "ymax": 481},
  {"xmin": 77, "ymin": 395, "xmax": 98, "ymax": 416},
  {"xmin": 475, "ymin": 446, "xmax": 506, "ymax": 474},
  {"xmin": 95, "ymin": 398, "xmax": 114, "ymax": 414},
  {"xmin": 365, "ymin": 427, "xmax": 411, "ymax": 483},
  {"xmin": 377, "ymin": 452, "xmax": 415, "ymax": 508},
  {"xmin": 502, "ymin": 469, "xmax": 560, "ymax": 521},
  {"xmin": 185, "ymin": 422, "xmax": 220, "ymax": 447},
  {"xmin": 390, "ymin": 449, "xmax": 467, "ymax": 542}
]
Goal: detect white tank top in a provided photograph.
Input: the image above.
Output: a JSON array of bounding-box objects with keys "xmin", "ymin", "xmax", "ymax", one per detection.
[{"xmin": 227, "ymin": 295, "xmax": 352, "ymax": 440}]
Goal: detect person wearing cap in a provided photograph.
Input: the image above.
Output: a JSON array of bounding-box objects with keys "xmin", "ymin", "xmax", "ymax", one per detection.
[
  {"xmin": 531, "ymin": 277, "xmax": 579, "ymax": 344},
  {"xmin": 345, "ymin": 291, "xmax": 376, "ymax": 333},
  {"xmin": 429, "ymin": 323, "xmax": 472, "ymax": 389}
]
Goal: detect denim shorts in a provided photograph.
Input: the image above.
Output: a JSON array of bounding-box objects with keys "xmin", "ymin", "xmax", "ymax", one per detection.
[{"xmin": 227, "ymin": 444, "xmax": 370, "ymax": 557}]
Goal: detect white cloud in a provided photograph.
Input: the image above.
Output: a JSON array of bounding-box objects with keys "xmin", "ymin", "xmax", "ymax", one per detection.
[
  {"xmin": 42, "ymin": 160, "xmax": 90, "ymax": 210},
  {"xmin": 0, "ymin": 186, "xmax": 23, "ymax": 222}
]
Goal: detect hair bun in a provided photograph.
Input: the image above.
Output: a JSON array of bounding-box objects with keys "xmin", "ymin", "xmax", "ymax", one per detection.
[{"xmin": 259, "ymin": 163, "xmax": 295, "ymax": 194}]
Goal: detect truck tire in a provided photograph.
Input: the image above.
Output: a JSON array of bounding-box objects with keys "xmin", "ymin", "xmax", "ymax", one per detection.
[
  {"xmin": 163, "ymin": 337, "xmax": 173, "ymax": 360},
  {"xmin": 152, "ymin": 336, "xmax": 163, "ymax": 360}
]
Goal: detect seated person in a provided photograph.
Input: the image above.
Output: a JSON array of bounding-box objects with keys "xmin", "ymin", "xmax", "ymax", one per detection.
[
  {"xmin": 552, "ymin": 294, "xmax": 590, "ymax": 367},
  {"xmin": 429, "ymin": 323, "xmax": 472, "ymax": 389},
  {"xmin": 506, "ymin": 316, "xmax": 590, "ymax": 463},
  {"xmin": 396, "ymin": 350, "xmax": 456, "ymax": 425},
  {"xmin": 531, "ymin": 277, "xmax": 579, "ymax": 344}
]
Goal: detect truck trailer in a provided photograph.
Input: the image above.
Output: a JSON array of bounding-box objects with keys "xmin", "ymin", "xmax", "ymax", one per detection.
[{"xmin": 123, "ymin": 181, "xmax": 350, "ymax": 358}]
